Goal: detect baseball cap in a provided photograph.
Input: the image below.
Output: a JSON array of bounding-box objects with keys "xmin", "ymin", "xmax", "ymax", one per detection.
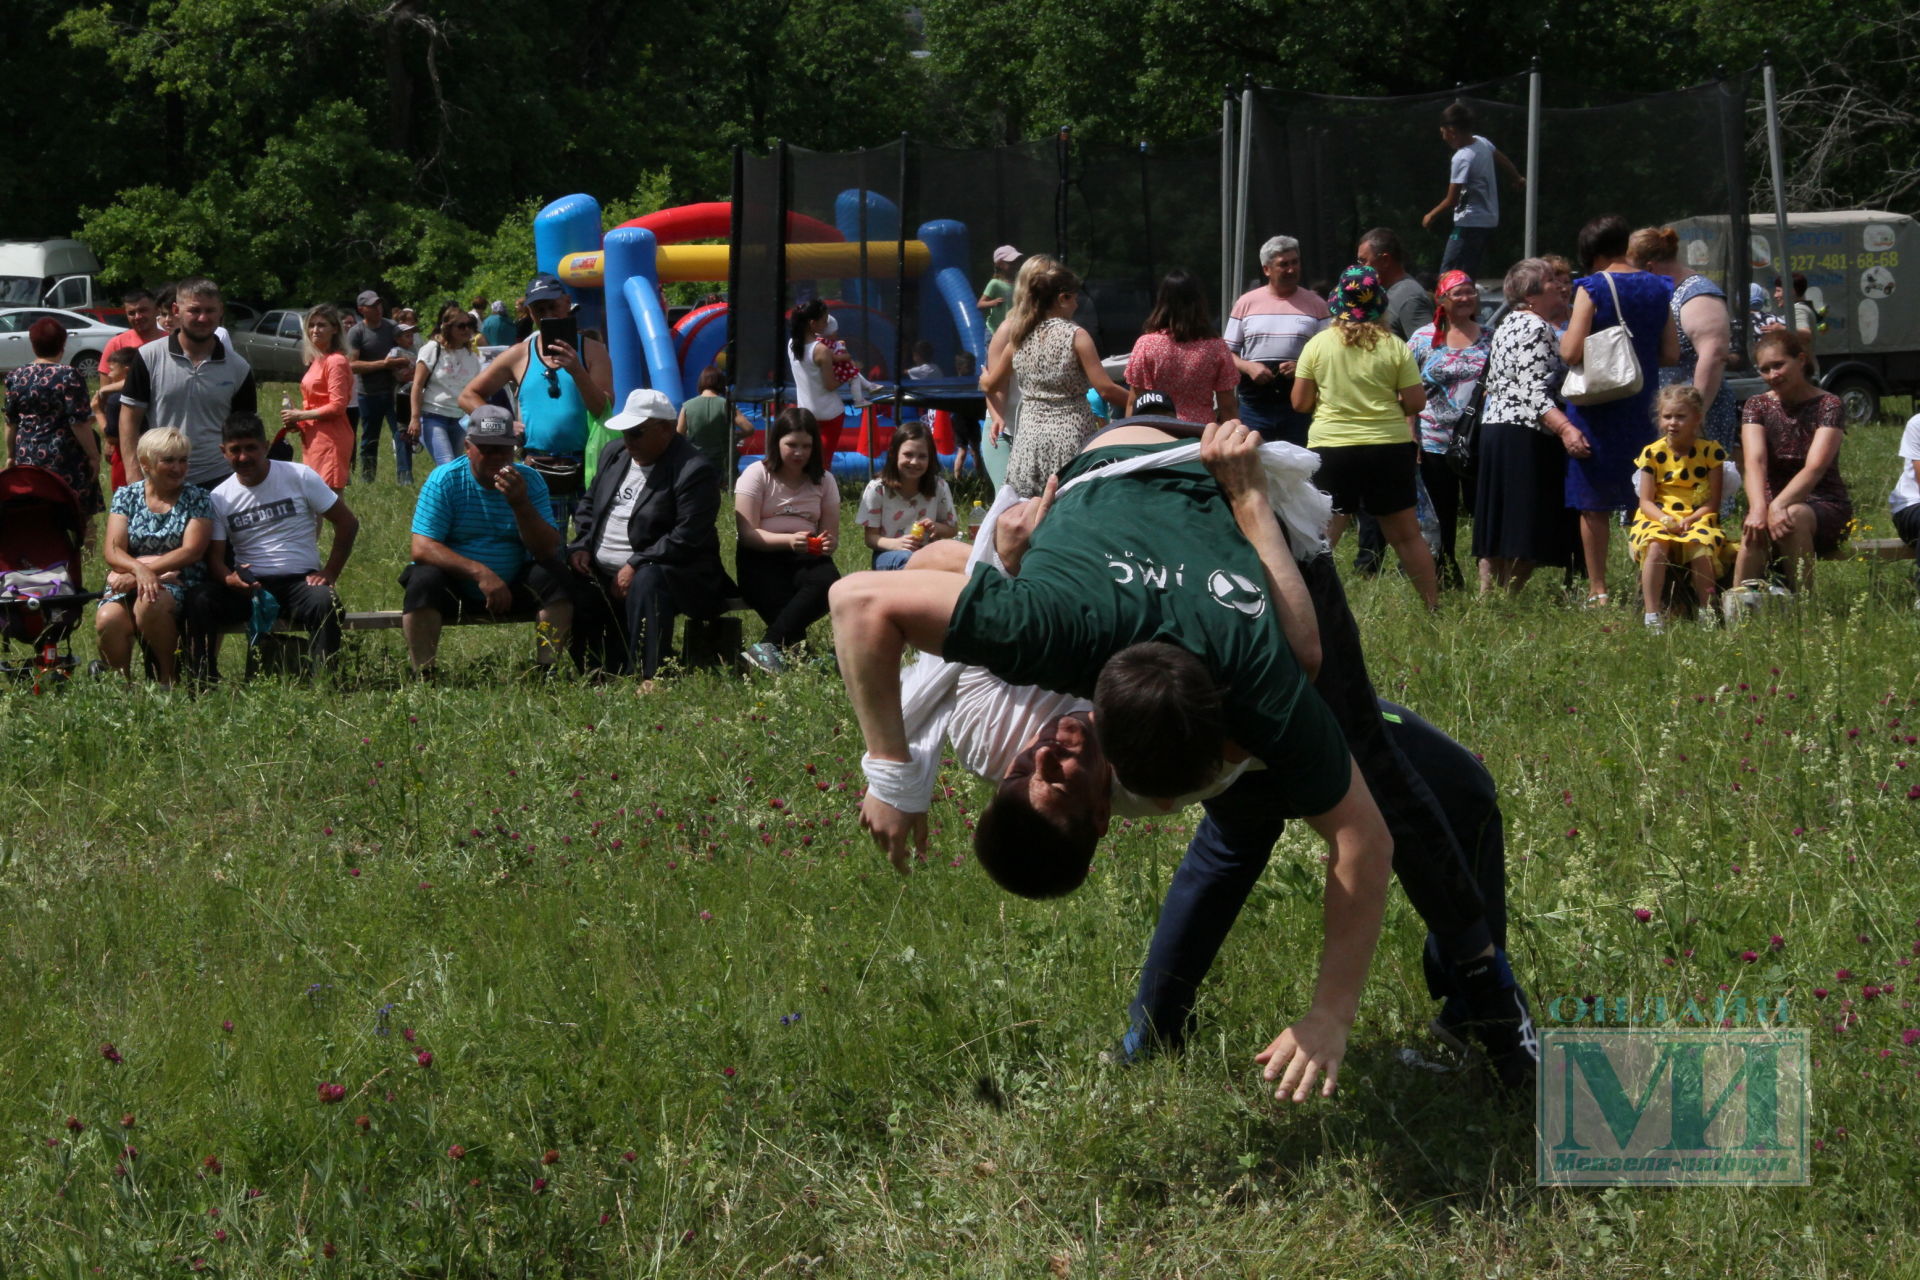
[
  {"xmin": 992, "ymin": 245, "xmax": 1021, "ymax": 265},
  {"xmin": 525, "ymin": 273, "xmax": 569, "ymax": 304},
  {"xmin": 490, "ymin": 300, "xmax": 506, "ymax": 314},
  {"xmin": 356, "ymin": 289, "xmax": 381, "ymax": 308},
  {"xmin": 1131, "ymin": 390, "xmax": 1176, "ymax": 417},
  {"xmin": 605, "ymin": 387, "xmax": 676, "ymax": 431},
  {"xmin": 465, "ymin": 404, "xmax": 517, "ymax": 447}
]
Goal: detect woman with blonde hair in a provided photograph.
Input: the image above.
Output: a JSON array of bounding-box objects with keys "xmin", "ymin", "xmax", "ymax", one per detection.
[
  {"xmin": 95, "ymin": 427, "xmax": 213, "ymax": 688},
  {"xmin": 980, "ymin": 262, "xmax": 1125, "ymax": 496},
  {"xmin": 980, "ymin": 253, "xmax": 1056, "ymax": 488},
  {"xmin": 1628, "ymin": 225, "xmax": 1739, "ymax": 458},
  {"xmin": 1292, "ymin": 263, "xmax": 1440, "ymax": 608},
  {"xmin": 279, "ymin": 303, "xmax": 354, "ymax": 492}
]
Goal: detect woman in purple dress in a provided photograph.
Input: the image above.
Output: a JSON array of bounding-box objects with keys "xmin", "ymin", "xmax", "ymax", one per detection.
[{"xmin": 1558, "ymin": 214, "xmax": 1679, "ymax": 606}]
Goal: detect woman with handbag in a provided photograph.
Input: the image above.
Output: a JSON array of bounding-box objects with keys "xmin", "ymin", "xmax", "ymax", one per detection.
[
  {"xmin": 1558, "ymin": 214, "xmax": 1679, "ymax": 606},
  {"xmin": 1407, "ymin": 269, "xmax": 1491, "ymax": 590}
]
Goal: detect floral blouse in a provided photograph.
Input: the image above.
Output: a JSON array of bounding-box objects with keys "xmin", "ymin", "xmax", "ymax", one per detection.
[
  {"xmin": 1480, "ymin": 310, "xmax": 1567, "ymax": 433},
  {"xmin": 1406, "ymin": 322, "xmax": 1491, "ymax": 452}
]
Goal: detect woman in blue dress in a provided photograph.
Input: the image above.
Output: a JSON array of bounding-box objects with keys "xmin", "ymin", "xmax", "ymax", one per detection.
[{"xmin": 1558, "ymin": 214, "xmax": 1679, "ymax": 605}]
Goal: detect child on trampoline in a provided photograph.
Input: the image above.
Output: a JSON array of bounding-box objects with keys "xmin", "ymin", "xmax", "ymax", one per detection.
[{"xmin": 1630, "ymin": 384, "xmax": 1730, "ymax": 629}]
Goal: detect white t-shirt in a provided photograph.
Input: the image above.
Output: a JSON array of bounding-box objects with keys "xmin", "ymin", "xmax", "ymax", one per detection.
[
  {"xmin": 415, "ymin": 339, "xmax": 485, "ymax": 417},
  {"xmin": 594, "ymin": 460, "xmax": 652, "ymax": 573},
  {"xmin": 858, "ymin": 476, "xmax": 956, "ymax": 538},
  {"xmin": 1450, "ymin": 135, "xmax": 1500, "ymax": 228},
  {"xmin": 209, "ymin": 461, "xmax": 338, "ymax": 575},
  {"xmin": 789, "ymin": 340, "xmax": 845, "ymax": 420},
  {"xmin": 1891, "ymin": 414, "xmax": 1920, "ymax": 518}
]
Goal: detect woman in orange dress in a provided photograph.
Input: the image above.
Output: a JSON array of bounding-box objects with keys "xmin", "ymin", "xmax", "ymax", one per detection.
[{"xmin": 279, "ymin": 303, "xmax": 354, "ymax": 492}]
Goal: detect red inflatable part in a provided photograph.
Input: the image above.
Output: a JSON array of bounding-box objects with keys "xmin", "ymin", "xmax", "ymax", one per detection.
[
  {"xmin": 926, "ymin": 410, "xmax": 957, "ymax": 456},
  {"xmin": 616, "ymin": 202, "xmax": 843, "ymax": 245}
]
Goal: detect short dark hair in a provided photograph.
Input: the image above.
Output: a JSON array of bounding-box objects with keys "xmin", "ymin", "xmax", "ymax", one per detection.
[
  {"xmin": 1576, "ymin": 215, "xmax": 1631, "ymax": 270},
  {"xmin": 765, "ymin": 406, "xmax": 825, "ymax": 482},
  {"xmin": 1439, "ymin": 101, "xmax": 1476, "ymax": 132},
  {"xmin": 105, "ymin": 346, "xmax": 138, "ymax": 369},
  {"xmin": 121, "ymin": 288, "xmax": 156, "ymax": 308},
  {"xmin": 972, "ymin": 785, "xmax": 1098, "ymax": 899},
  {"xmin": 1092, "ymin": 643, "xmax": 1226, "ymax": 798},
  {"xmin": 27, "ymin": 318, "xmax": 65, "ymax": 358},
  {"xmin": 1359, "ymin": 226, "xmax": 1405, "ymax": 263},
  {"xmin": 1772, "ymin": 272, "xmax": 1810, "ymax": 297},
  {"xmin": 221, "ymin": 412, "xmax": 268, "ymax": 444},
  {"xmin": 1141, "ymin": 268, "xmax": 1216, "ymax": 344},
  {"xmin": 696, "ymin": 364, "xmax": 727, "ymax": 394},
  {"xmin": 173, "ymin": 275, "xmax": 221, "ymax": 304}
]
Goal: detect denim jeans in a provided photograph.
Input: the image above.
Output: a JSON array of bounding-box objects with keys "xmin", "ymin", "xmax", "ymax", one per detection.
[
  {"xmin": 1440, "ymin": 225, "xmax": 1494, "ymax": 278},
  {"xmin": 1235, "ymin": 392, "xmax": 1312, "ymax": 447},
  {"xmin": 872, "ymin": 548, "xmax": 913, "ymax": 570},
  {"xmin": 357, "ymin": 393, "xmax": 412, "ymax": 482},
  {"xmin": 419, "ymin": 412, "xmax": 466, "ymax": 466}
]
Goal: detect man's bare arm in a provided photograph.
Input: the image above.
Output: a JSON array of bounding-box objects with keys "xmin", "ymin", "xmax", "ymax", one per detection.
[{"xmin": 1201, "ymin": 421, "xmax": 1320, "ymax": 679}]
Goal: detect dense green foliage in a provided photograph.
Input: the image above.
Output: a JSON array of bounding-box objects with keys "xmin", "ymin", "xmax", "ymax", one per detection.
[
  {"xmin": 1, "ymin": 410, "xmax": 1917, "ymax": 1272},
  {"xmin": 7, "ymin": 1, "xmax": 1917, "ymax": 309}
]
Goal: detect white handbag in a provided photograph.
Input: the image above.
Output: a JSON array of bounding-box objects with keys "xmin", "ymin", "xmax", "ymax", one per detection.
[{"xmin": 1563, "ymin": 271, "xmax": 1644, "ymax": 406}]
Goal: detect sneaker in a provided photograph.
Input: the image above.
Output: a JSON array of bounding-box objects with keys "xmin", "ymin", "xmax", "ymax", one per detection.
[
  {"xmin": 1434, "ymin": 951, "xmax": 1539, "ymax": 1093},
  {"xmin": 1097, "ymin": 1025, "xmax": 1172, "ymax": 1067},
  {"xmin": 741, "ymin": 642, "xmax": 786, "ymax": 674},
  {"xmin": 1643, "ymin": 612, "xmax": 1664, "ymax": 633}
]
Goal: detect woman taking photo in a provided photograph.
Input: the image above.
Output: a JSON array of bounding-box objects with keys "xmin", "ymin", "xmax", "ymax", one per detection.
[
  {"xmin": 1292, "ymin": 264, "xmax": 1438, "ymax": 610},
  {"xmin": 94, "ymin": 427, "xmax": 212, "ymax": 689},
  {"xmin": 279, "ymin": 304, "xmax": 354, "ymax": 492},
  {"xmin": 1629, "ymin": 226, "xmax": 1738, "ymax": 458},
  {"xmin": 1732, "ymin": 329, "xmax": 1851, "ymax": 594},
  {"xmin": 1558, "ymin": 214, "xmax": 1680, "ymax": 605},
  {"xmin": 411, "ymin": 303, "xmax": 486, "ymax": 465},
  {"xmin": 980, "ymin": 263, "xmax": 1125, "ymax": 497},
  {"xmin": 1123, "ymin": 267, "xmax": 1238, "ymax": 424},
  {"xmin": 787, "ymin": 300, "xmax": 851, "ymax": 462},
  {"xmin": 734, "ymin": 407, "xmax": 841, "ymax": 673},
  {"xmin": 1473, "ymin": 258, "xmax": 1587, "ymax": 593},
  {"xmin": 4, "ymin": 317, "xmax": 103, "ymax": 542},
  {"xmin": 1406, "ymin": 268, "xmax": 1491, "ymax": 588}
]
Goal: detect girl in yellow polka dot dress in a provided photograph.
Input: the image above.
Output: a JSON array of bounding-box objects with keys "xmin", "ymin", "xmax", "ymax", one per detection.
[{"xmin": 1630, "ymin": 384, "xmax": 1731, "ymax": 628}]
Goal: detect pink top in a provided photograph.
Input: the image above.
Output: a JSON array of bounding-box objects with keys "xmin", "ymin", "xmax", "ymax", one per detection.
[
  {"xmin": 735, "ymin": 463, "xmax": 840, "ymax": 535},
  {"xmin": 300, "ymin": 352, "xmax": 352, "ymax": 431},
  {"xmin": 1124, "ymin": 332, "xmax": 1238, "ymax": 422},
  {"xmin": 102, "ymin": 328, "xmax": 157, "ymax": 360}
]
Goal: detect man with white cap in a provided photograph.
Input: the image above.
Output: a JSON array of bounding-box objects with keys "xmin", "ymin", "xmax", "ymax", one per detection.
[
  {"xmin": 977, "ymin": 245, "xmax": 1021, "ymax": 333},
  {"xmin": 566, "ymin": 388, "xmax": 735, "ymax": 680},
  {"xmin": 346, "ymin": 289, "xmax": 414, "ymax": 484}
]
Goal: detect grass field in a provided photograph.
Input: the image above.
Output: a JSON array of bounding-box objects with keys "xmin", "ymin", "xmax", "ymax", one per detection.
[{"xmin": 3, "ymin": 397, "xmax": 1919, "ymax": 1276}]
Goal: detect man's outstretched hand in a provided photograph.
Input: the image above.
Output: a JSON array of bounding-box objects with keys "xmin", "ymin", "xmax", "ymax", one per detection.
[
  {"xmin": 860, "ymin": 791, "xmax": 929, "ymax": 874},
  {"xmin": 1252, "ymin": 1009, "xmax": 1351, "ymax": 1103}
]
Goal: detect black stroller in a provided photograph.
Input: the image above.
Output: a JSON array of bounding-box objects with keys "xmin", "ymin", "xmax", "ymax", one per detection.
[{"xmin": 0, "ymin": 465, "xmax": 99, "ymax": 692}]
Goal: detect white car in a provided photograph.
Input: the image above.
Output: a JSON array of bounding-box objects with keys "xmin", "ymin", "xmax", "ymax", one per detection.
[{"xmin": 0, "ymin": 306, "xmax": 126, "ymax": 378}]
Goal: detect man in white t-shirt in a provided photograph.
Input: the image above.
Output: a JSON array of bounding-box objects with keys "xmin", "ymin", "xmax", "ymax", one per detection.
[
  {"xmin": 190, "ymin": 413, "xmax": 360, "ymax": 677},
  {"xmin": 1421, "ymin": 102, "xmax": 1524, "ymax": 280},
  {"xmin": 1892, "ymin": 413, "xmax": 1920, "ymax": 604},
  {"xmin": 566, "ymin": 388, "xmax": 734, "ymax": 679}
]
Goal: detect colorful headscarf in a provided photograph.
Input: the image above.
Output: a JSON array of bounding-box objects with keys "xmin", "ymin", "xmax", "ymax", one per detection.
[
  {"xmin": 1328, "ymin": 264, "xmax": 1386, "ymax": 325},
  {"xmin": 1432, "ymin": 269, "xmax": 1474, "ymax": 333}
]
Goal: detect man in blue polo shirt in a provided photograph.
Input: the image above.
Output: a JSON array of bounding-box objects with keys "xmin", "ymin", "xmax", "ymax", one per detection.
[{"xmin": 401, "ymin": 405, "xmax": 572, "ymax": 675}]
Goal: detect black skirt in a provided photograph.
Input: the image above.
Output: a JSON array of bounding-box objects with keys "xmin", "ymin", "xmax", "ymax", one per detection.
[{"xmin": 1472, "ymin": 421, "xmax": 1576, "ymax": 567}]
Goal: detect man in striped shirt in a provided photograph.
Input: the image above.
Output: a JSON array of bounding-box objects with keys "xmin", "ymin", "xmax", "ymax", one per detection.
[{"xmin": 1223, "ymin": 236, "xmax": 1329, "ymax": 447}]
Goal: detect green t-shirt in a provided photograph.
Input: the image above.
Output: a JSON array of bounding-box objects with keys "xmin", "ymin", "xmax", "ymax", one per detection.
[
  {"xmin": 680, "ymin": 395, "xmax": 734, "ymax": 483},
  {"xmin": 1295, "ymin": 326, "xmax": 1422, "ymax": 449},
  {"xmin": 943, "ymin": 441, "xmax": 1350, "ymax": 816},
  {"xmin": 981, "ymin": 276, "xmax": 1014, "ymax": 332}
]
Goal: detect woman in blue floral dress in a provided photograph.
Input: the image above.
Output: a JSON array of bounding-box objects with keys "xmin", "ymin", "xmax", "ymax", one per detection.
[
  {"xmin": 95, "ymin": 427, "xmax": 213, "ymax": 688},
  {"xmin": 1407, "ymin": 269, "xmax": 1492, "ymax": 589},
  {"xmin": 1559, "ymin": 214, "xmax": 1679, "ymax": 605},
  {"xmin": 4, "ymin": 318, "xmax": 104, "ymax": 540}
]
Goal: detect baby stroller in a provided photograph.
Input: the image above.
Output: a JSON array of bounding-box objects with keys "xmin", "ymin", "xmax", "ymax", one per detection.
[{"xmin": 0, "ymin": 465, "xmax": 98, "ymax": 692}]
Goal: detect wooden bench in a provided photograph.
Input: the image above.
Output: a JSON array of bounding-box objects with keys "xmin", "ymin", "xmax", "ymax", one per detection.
[{"xmin": 1851, "ymin": 538, "xmax": 1915, "ymax": 562}]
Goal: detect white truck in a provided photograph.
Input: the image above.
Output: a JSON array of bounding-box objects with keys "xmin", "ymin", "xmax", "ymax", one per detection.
[{"xmin": 0, "ymin": 239, "xmax": 116, "ymax": 321}]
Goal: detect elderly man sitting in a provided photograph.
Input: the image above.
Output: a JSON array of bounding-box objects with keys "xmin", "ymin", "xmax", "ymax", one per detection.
[
  {"xmin": 400, "ymin": 405, "xmax": 571, "ymax": 676},
  {"xmin": 566, "ymin": 388, "xmax": 736, "ymax": 680}
]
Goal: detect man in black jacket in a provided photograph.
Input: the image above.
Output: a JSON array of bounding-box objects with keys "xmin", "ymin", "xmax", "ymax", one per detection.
[{"xmin": 567, "ymin": 388, "xmax": 736, "ymax": 678}]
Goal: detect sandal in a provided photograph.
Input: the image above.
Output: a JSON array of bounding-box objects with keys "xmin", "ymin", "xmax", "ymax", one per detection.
[{"xmin": 1583, "ymin": 592, "xmax": 1610, "ymax": 610}]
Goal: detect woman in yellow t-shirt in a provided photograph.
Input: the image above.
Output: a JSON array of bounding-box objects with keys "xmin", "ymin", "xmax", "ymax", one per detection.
[{"xmin": 1293, "ymin": 264, "xmax": 1440, "ymax": 609}]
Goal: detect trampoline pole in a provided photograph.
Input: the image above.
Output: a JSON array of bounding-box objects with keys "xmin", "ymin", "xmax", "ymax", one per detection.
[
  {"xmin": 1221, "ymin": 87, "xmax": 1235, "ymax": 318},
  {"xmin": 1763, "ymin": 55, "xmax": 1792, "ymax": 290},
  {"xmin": 1524, "ymin": 58, "xmax": 1541, "ymax": 259},
  {"xmin": 1234, "ymin": 82, "xmax": 1254, "ymax": 293}
]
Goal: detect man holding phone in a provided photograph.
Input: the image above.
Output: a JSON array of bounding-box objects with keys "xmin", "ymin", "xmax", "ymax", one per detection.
[{"xmin": 459, "ymin": 273, "xmax": 614, "ymax": 531}]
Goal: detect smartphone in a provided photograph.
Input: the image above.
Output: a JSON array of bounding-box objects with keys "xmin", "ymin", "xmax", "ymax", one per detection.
[{"xmin": 537, "ymin": 315, "xmax": 578, "ymax": 358}]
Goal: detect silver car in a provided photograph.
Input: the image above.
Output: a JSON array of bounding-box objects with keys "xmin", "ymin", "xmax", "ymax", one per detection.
[
  {"xmin": 228, "ymin": 306, "xmax": 314, "ymax": 383},
  {"xmin": 0, "ymin": 306, "xmax": 125, "ymax": 378}
]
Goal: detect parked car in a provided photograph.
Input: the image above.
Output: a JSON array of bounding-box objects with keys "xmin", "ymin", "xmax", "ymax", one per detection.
[
  {"xmin": 0, "ymin": 306, "xmax": 126, "ymax": 378},
  {"xmin": 228, "ymin": 306, "xmax": 314, "ymax": 382}
]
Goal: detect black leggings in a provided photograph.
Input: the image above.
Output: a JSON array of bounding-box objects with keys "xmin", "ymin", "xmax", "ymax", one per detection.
[
  {"xmin": 736, "ymin": 546, "xmax": 839, "ymax": 649},
  {"xmin": 1419, "ymin": 449, "xmax": 1474, "ymax": 588}
]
